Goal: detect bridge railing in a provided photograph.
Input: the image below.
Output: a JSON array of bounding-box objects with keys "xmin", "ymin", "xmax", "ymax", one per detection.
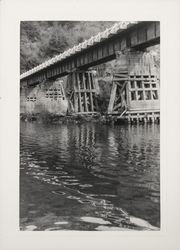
[{"xmin": 20, "ymin": 21, "xmax": 138, "ymax": 81}]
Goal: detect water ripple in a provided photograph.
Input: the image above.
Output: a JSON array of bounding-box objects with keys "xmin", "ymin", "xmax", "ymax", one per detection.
[{"xmin": 20, "ymin": 122, "xmax": 160, "ymax": 230}]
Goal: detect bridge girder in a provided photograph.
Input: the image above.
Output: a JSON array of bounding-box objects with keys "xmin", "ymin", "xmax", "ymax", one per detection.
[{"xmin": 21, "ymin": 21, "xmax": 160, "ymax": 87}]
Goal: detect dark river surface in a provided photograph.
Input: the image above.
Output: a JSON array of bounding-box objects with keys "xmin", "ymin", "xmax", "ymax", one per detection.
[{"xmin": 20, "ymin": 121, "xmax": 160, "ymax": 231}]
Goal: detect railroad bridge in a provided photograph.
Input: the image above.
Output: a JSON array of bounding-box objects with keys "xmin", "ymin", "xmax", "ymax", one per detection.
[{"xmin": 20, "ymin": 21, "xmax": 160, "ymax": 123}]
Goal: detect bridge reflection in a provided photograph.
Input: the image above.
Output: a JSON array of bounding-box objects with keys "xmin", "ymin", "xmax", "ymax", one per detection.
[{"xmin": 20, "ymin": 121, "xmax": 160, "ymax": 228}]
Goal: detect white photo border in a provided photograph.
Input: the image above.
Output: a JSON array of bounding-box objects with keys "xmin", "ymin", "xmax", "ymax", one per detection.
[{"xmin": 0, "ymin": 0, "xmax": 180, "ymax": 249}]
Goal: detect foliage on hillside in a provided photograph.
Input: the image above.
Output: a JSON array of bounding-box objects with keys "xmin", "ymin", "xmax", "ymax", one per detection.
[{"xmin": 20, "ymin": 21, "xmax": 116, "ymax": 73}]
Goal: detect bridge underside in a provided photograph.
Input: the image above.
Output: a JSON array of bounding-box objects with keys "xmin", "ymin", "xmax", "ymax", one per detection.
[
  {"xmin": 20, "ymin": 22, "xmax": 160, "ymax": 88},
  {"xmin": 20, "ymin": 22, "xmax": 160, "ymax": 123},
  {"xmin": 20, "ymin": 50, "xmax": 160, "ymax": 123}
]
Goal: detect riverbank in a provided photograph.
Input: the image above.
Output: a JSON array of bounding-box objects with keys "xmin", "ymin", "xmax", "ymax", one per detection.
[
  {"xmin": 20, "ymin": 112, "xmax": 128, "ymax": 125},
  {"xmin": 20, "ymin": 112, "xmax": 160, "ymax": 125}
]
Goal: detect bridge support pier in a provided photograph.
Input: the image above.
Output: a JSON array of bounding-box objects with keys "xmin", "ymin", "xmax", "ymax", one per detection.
[
  {"xmin": 20, "ymin": 78, "xmax": 68, "ymax": 115},
  {"xmin": 107, "ymin": 50, "xmax": 160, "ymax": 123},
  {"xmin": 66, "ymin": 70, "xmax": 98, "ymax": 114}
]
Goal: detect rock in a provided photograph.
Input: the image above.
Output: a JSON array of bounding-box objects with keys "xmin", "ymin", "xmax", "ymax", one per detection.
[
  {"xmin": 129, "ymin": 216, "xmax": 159, "ymax": 230},
  {"xmin": 81, "ymin": 216, "xmax": 111, "ymax": 225},
  {"xmin": 54, "ymin": 221, "xmax": 68, "ymax": 225},
  {"xmin": 25, "ymin": 225, "xmax": 37, "ymax": 231},
  {"xmin": 96, "ymin": 225, "xmax": 133, "ymax": 231}
]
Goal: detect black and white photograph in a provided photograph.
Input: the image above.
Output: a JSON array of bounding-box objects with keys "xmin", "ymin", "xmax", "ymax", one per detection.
[
  {"xmin": 1, "ymin": 0, "xmax": 180, "ymax": 249},
  {"xmin": 20, "ymin": 21, "xmax": 160, "ymax": 231}
]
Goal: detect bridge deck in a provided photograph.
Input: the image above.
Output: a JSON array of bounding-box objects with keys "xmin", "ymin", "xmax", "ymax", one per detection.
[{"xmin": 20, "ymin": 21, "xmax": 160, "ymax": 86}]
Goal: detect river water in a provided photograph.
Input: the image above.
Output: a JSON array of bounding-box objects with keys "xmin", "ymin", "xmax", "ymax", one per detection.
[{"xmin": 20, "ymin": 121, "xmax": 160, "ymax": 231}]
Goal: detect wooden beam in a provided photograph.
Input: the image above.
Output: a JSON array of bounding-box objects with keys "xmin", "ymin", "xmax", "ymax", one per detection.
[
  {"xmin": 108, "ymin": 83, "xmax": 117, "ymax": 113},
  {"xmin": 77, "ymin": 73, "xmax": 83, "ymax": 112},
  {"xmin": 73, "ymin": 73, "xmax": 79, "ymax": 112},
  {"xmin": 82, "ymin": 73, "xmax": 88, "ymax": 112},
  {"xmin": 88, "ymin": 72, "xmax": 94, "ymax": 112}
]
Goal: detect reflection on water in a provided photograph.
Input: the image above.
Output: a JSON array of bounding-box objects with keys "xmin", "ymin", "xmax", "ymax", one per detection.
[{"xmin": 20, "ymin": 121, "xmax": 160, "ymax": 231}]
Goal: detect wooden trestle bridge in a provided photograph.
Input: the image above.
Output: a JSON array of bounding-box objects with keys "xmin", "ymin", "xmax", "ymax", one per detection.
[{"xmin": 20, "ymin": 21, "xmax": 160, "ymax": 123}]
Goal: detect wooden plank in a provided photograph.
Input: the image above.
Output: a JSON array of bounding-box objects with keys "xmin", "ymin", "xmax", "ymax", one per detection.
[
  {"xmin": 120, "ymin": 92, "xmax": 127, "ymax": 108},
  {"xmin": 86, "ymin": 51, "xmax": 90, "ymax": 64},
  {"xmin": 126, "ymin": 109, "xmax": 160, "ymax": 114},
  {"xmin": 55, "ymin": 66, "xmax": 58, "ymax": 75},
  {"xmin": 109, "ymin": 43, "xmax": 114, "ymax": 55},
  {"xmin": 108, "ymin": 83, "xmax": 117, "ymax": 113},
  {"xmin": 119, "ymin": 81, "xmax": 128, "ymax": 94},
  {"xmin": 83, "ymin": 52, "xmax": 88, "ymax": 65},
  {"xmin": 91, "ymin": 72, "xmax": 96, "ymax": 89},
  {"xmin": 73, "ymin": 73, "xmax": 79, "ymax": 112},
  {"xmin": 91, "ymin": 73, "xmax": 99, "ymax": 111},
  {"xmin": 74, "ymin": 93, "xmax": 78, "ymax": 112},
  {"xmin": 97, "ymin": 46, "xmax": 103, "ymax": 60},
  {"xmin": 82, "ymin": 73, "xmax": 88, "ymax": 112},
  {"xmin": 61, "ymin": 83, "xmax": 66, "ymax": 99},
  {"xmin": 121, "ymin": 38, "xmax": 127, "ymax": 50},
  {"xmin": 52, "ymin": 68, "xmax": 55, "ymax": 76},
  {"xmin": 76, "ymin": 57, "xmax": 81, "ymax": 67},
  {"xmin": 78, "ymin": 73, "xmax": 83, "ymax": 112},
  {"xmin": 76, "ymin": 112, "xmax": 97, "ymax": 114},
  {"xmin": 114, "ymin": 38, "xmax": 121, "ymax": 51},
  {"xmin": 114, "ymin": 74, "xmax": 128, "ymax": 77},
  {"xmin": 138, "ymin": 27, "xmax": 147, "ymax": 44},
  {"xmin": 113, "ymin": 77, "xmax": 129, "ymax": 81},
  {"xmin": 147, "ymin": 22, "xmax": 156, "ymax": 40},
  {"xmin": 102, "ymin": 44, "xmax": 108, "ymax": 57},
  {"xmin": 83, "ymin": 54, "xmax": 86, "ymax": 65},
  {"xmin": 114, "ymin": 72, "xmax": 128, "ymax": 76},
  {"xmin": 113, "ymin": 102, "xmax": 122, "ymax": 111},
  {"xmin": 88, "ymin": 72, "xmax": 94, "ymax": 112},
  {"xmin": 89, "ymin": 49, "xmax": 93, "ymax": 63},
  {"xmin": 75, "ymin": 89, "xmax": 96, "ymax": 93},
  {"xmin": 130, "ymin": 77, "xmax": 156, "ymax": 81},
  {"xmin": 64, "ymin": 61, "xmax": 68, "ymax": 72},
  {"xmin": 118, "ymin": 108, "xmax": 127, "ymax": 118},
  {"xmin": 130, "ymin": 30, "xmax": 138, "ymax": 46},
  {"xmin": 114, "ymin": 73, "xmax": 128, "ymax": 77},
  {"xmin": 113, "ymin": 81, "xmax": 124, "ymax": 88},
  {"xmin": 151, "ymin": 113, "xmax": 155, "ymax": 123},
  {"xmin": 155, "ymin": 22, "xmax": 160, "ymax": 37},
  {"xmin": 93, "ymin": 48, "xmax": 98, "ymax": 61},
  {"xmin": 126, "ymin": 81, "xmax": 130, "ymax": 108},
  {"xmin": 80, "ymin": 55, "xmax": 83, "ymax": 66}
]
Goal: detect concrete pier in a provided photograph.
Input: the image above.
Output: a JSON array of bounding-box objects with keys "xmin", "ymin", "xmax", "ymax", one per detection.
[{"xmin": 20, "ymin": 78, "xmax": 68, "ymax": 115}]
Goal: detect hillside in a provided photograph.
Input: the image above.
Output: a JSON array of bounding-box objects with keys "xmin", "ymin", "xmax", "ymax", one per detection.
[{"xmin": 20, "ymin": 21, "xmax": 116, "ymax": 74}]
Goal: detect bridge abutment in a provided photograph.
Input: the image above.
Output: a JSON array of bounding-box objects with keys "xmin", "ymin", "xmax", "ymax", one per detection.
[
  {"xmin": 66, "ymin": 70, "xmax": 99, "ymax": 114},
  {"xmin": 20, "ymin": 78, "xmax": 68, "ymax": 116},
  {"xmin": 108, "ymin": 50, "xmax": 160, "ymax": 123}
]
